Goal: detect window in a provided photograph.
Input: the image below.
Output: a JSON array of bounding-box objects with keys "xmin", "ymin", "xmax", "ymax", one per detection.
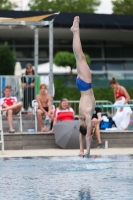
[
  {"xmin": 90, "ymin": 62, "xmax": 106, "ymax": 71},
  {"xmin": 84, "ymin": 47, "xmax": 102, "ymax": 58},
  {"xmin": 15, "ymin": 38, "xmax": 34, "ymax": 45},
  {"xmin": 54, "ymin": 46, "xmax": 73, "ymax": 55},
  {"xmin": 106, "ymin": 62, "xmax": 125, "ymax": 80},
  {"xmin": 39, "ymin": 50, "xmax": 48, "ymax": 58},
  {"xmin": 15, "ymin": 48, "xmax": 33, "ymax": 58},
  {"xmin": 124, "ymin": 62, "xmax": 133, "ymax": 79},
  {"xmin": 122, "ymin": 47, "xmax": 133, "ymax": 58},
  {"xmin": 105, "ymin": 47, "xmax": 122, "ymax": 58},
  {"xmin": 106, "ymin": 62, "xmax": 124, "ymax": 71},
  {"xmin": 0, "ymin": 38, "xmax": 13, "ymax": 45},
  {"xmin": 92, "ymin": 74, "xmax": 107, "ymax": 80},
  {"xmin": 124, "ymin": 62, "xmax": 133, "ymax": 70}
]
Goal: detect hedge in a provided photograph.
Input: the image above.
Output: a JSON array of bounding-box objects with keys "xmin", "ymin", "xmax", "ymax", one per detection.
[{"xmin": 54, "ymin": 77, "xmax": 133, "ymax": 103}]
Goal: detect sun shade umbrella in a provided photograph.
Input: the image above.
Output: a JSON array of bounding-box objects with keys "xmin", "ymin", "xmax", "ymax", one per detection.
[{"xmin": 54, "ymin": 120, "xmax": 80, "ymax": 149}]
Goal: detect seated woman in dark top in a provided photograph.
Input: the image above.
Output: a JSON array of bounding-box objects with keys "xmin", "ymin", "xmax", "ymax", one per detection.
[{"xmin": 91, "ymin": 107, "xmax": 104, "ymax": 149}]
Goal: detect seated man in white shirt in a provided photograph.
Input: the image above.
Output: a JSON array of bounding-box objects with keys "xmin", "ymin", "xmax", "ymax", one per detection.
[{"xmin": 0, "ymin": 86, "xmax": 22, "ymax": 133}]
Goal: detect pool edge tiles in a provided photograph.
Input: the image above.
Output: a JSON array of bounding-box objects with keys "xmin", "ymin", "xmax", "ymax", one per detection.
[{"xmin": 0, "ymin": 148, "xmax": 133, "ymax": 157}]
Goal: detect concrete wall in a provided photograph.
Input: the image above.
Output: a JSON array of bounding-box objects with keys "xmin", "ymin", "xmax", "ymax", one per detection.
[
  {"xmin": 1, "ymin": 133, "xmax": 58, "ymax": 150},
  {"xmin": 0, "ymin": 131, "xmax": 133, "ymax": 150}
]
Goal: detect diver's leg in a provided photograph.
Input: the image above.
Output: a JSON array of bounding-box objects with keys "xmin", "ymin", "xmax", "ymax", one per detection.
[
  {"xmin": 71, "ymin": 16, "xmax": 91, "ymax": 82},
  {"xmin": 78, "ymin": 115, "xmax": 85, "ymax": 155},
  {"xmin": 83, "ymin": 107, "xmax": 95, "ymax": 157},
  {"xmin": 70, "ymin": 16, "xmax": 83, "ymax": 61},
  {"xmin": 79, "ymin": 133, "xmax": 84, "ymax": 156},
  {"xmin": 85, "ymin": 118, "xmax": 92, "ymax": 156}
]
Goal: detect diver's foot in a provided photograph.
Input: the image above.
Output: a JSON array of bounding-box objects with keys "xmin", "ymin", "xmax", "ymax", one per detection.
[
  {"xmin": 70, "ymin": 16, "xmax": 80, "ymax": 32},
  {"xmin": 83, "ymin": 153, "xmax": 90, "ymax": 158},
  {"xmin": 78, "ymin": 151, "xmax": 84, "ymax": 156}
]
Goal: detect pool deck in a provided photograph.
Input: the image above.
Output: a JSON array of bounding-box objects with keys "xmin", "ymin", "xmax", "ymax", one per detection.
[{"xmin": 0, "ymin": 148, "xmax": 133, "ymax": 157}]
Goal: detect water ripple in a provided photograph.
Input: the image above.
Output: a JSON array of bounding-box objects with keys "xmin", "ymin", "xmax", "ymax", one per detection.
[{"xmin": 0, "ymin": 155, "xmax": 133, "ymax": 200}]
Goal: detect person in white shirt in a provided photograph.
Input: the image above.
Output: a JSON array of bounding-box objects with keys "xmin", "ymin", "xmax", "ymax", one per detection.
[{"xmin": 0, "ymin": 86, "xmax": 22, "ymax": 133}]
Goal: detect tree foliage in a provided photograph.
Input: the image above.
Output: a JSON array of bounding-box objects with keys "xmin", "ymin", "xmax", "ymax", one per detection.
[
  {"xmin": 112, "ymin": 0, "xmax": 133, "ymax": 15},
  {"xmin": 29, "ymin": 0, "xmax": 100, "ymax": 13},
  {"xmin": 0, "ymin": 0, "xmax": 15, "ymax": 10},
  {"xmin": 54, "ymin": 51, "xmax": 91, "ymax": 77},
  {"xmin": 0, "ymin": 42, "xmax": 16, "ymax": 75}
]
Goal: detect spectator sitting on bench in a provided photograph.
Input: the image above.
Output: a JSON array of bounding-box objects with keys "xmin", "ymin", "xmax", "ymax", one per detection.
[
  {"xmin": 51, "ymin": 98, "xmax": 75, "ymax": 132},
  {"xmin": 0, "ymin": 86, "xmax": 22, "ymax": 133},
  {"xmin": 110, "ymin": 77, "xmax": 132, "ymax": 130},
  {"xmin": 36, "ymin": 84, "xmax": 52, "ymax": 132}
]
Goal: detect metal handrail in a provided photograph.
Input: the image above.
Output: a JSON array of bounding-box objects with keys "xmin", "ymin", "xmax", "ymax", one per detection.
[
  {"xmin": 97, "ymin": 104, "xmax": 133, "ymax": 108},
  {"xmin": 53, "ymin": 100, "xmax": 114, "ymax": 115}
]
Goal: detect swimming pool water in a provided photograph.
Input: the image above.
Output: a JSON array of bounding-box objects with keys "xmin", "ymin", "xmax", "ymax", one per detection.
[{"xmin": 0, "ymin": 155, "xmax": 133, "ymax": 200}]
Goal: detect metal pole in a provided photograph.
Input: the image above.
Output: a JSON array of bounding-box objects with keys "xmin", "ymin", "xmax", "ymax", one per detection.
[
  {"xmin": 34, "ymin": 27, "xmax": 39, "ymax": 98},
  {"xmin": 49, "ymin": 20, "xmax": 54, "ymax": 103},
  {"xmin": 34, "ymin": 27, "xmax": 39, "ymax": 76}
]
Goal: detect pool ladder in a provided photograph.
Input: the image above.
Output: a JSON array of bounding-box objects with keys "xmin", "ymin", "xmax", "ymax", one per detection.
[{"xmin": 0, "ymin": 111, "xmax": 4, "ymax": 154}]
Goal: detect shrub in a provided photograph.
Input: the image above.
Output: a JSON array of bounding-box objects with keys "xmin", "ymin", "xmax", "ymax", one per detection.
[{"xmin": 0, "ymin": 42, "xmax": 16, "ymax": 75}]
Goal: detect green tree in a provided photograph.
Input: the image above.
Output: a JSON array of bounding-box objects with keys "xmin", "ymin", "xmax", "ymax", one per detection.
[
  {"xmin": 112, "ymin": 0, "xmax": 133, "ymax": 15},
  {"xmin": 29, "ymin": 0, "xmax": 100, "ymax": 13},
  {"xmin": 0, "ymin": 42, "xmax": 16, "ymax": 75},
  {"xmin": 0, "ymin": 0, "xmax": 15, "ymax": 10},
  {"xmin": 54, "ymin": 51, "xmax": 91, "ymax": 77}
]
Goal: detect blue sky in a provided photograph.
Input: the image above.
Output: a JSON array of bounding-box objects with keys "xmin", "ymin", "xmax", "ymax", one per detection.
[{"xmin": 22, "ymin": 0, "xmax": 113, "ymax": 14}]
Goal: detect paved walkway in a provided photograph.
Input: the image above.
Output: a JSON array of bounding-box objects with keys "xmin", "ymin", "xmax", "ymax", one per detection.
[{"xmin": 0, "ymin": 148, "xmax": 133, "ymax": 157}]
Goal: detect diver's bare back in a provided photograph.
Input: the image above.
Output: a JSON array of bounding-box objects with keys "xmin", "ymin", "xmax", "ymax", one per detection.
[
  {"xmin": 78, "ymin": 59, "xmax": 95, "ymax": 117},
  {"xmin": 37, "ymin": 94, "xmax": 50, "ymax": 108},
  {"xmin": 79, "ymin": 90, "xmax": 95, "ymax": 117}
]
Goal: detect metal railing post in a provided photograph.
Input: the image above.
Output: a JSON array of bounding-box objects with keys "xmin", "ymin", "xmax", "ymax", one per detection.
[
  {"xmin": 34, "ymin": 27, "xmax": 39, "ymax": 98},
  {"xmin": 49, "ymin": 20, "xmax": 54, "ymax": 104}
]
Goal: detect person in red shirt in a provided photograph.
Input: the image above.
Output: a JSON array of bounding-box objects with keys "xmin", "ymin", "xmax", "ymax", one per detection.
[
  {"xmin": 110, "ymin": 77, "xmax": 130, "ymax": 111},
  {"xmin": 54, "ymin": 98, "xmax": 75, "ymax": 121},
  {"xmin": 110, "ymin": 78, "xmax": 131, "ymax": 130},
  {"xmin": 50, "ymin": 98, "xmax": 75, "ymax": 132},
  {"xmin": 54, "ymin": 99, "xmax": 75, "ymax": 121},
  {"xmin": 0, "ymin": 86, "xmax": 22, "ymax": 133}
]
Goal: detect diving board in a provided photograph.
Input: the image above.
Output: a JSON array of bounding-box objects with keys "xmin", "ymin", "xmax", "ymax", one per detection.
[{"xmin": 97, "ymin": 104, "xmax": 133, "ymax": 108}]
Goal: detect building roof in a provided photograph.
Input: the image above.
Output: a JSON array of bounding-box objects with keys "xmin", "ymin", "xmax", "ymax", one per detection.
[
  {"xmin": 0, "ymin": 10, "xmax": 57, "ymax": 21},
  {"xmin": 0, "ymin": 10, "xmax": 133, "ymax": 30},
  {"xmin": 54, "ymin": 12, "xmax": 133, "ymax": 30}
]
